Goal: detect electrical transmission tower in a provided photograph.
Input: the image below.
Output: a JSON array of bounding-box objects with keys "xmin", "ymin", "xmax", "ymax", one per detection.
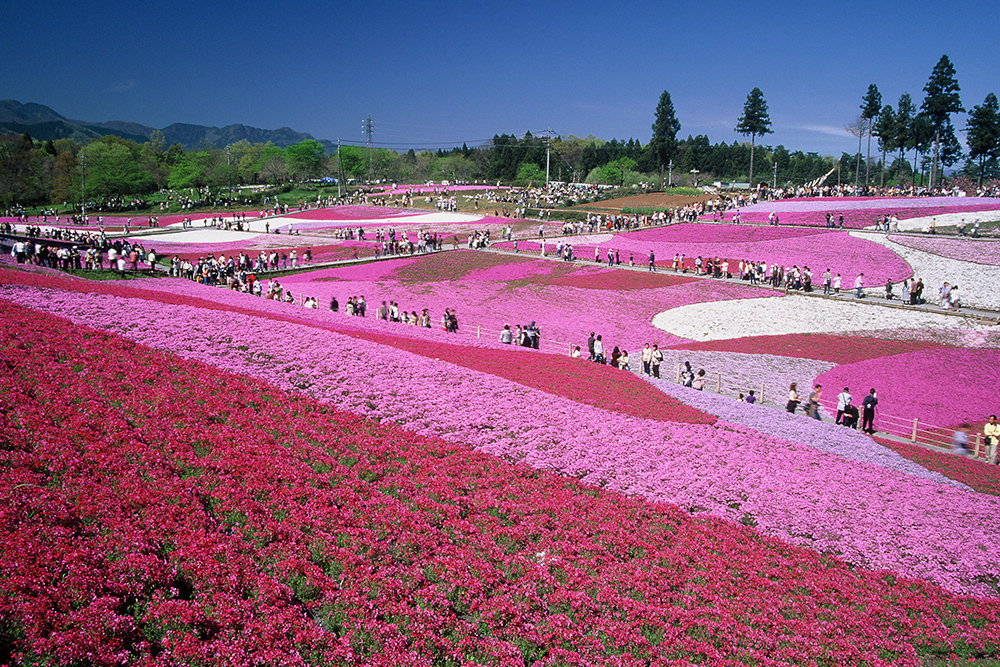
[{"xmin": 362, "ymin": 115, "xmax": 375, "ymax": 183}]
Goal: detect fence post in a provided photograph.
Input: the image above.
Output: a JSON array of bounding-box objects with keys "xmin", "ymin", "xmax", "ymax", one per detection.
[
  {"xmin": 716, "ymin": 373, "xmax": 722, "ymax": 393},
  {"xmin": 974, "ymin": 433, "xmax": 982, "ymax": 459},
  {"xmin": 676, "ymin": 364, "xmax": 681, "ymax": 384},
  {"xmin": 992, "ymin": 440, "xmax": 998, "ymax": 465},
  {"xmin": 761, "ymin": 383, "xmax": 765, "ymax": 405},
  {"xmin": 911, "ymin": 419, "xmax": 918, "ymax": 443},
  {"xmin": 477, "ymin": 326, "xmax": 481, "ymax": 339}
]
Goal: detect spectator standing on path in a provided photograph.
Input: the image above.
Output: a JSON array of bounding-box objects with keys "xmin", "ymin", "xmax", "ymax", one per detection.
[
  {"xmin": 854, "ymin": 273, "xmax": 865, "ymax": 298},
  {"xmin": 500, "ymin": 324, "xmax": 513, "ymax": 344},
  {"xmin": 822, "ymin": 269, "xmax": 832, "ymax": 295},
  {"xmin": 593, "ymin": 335, "xmax": 605, "ymax": 364},
  {"xmin": 641, "ymin": 343, "xmax": 653, "ymax": 376},
  {"xmin": 833, "ymin": 274, "xmax": 842, "ymax": 295},
  {"xmin": 680, "ymin": 361, "xmax": 694, "ymax": 387},
  {"xmin": 587, "ymin": 332, "xmax": 596, "ymax": 361},
  {"xmin": 651, "ymin": 344, "xmax": 663, "ymax": 378},
  {"xmin": 861, "ymin": 388, "xmax": 878, "ymax": 433},
  {"xmin": 836, "ymin": 387, "xmax": 852, "ymax": 426},
  {"xmin": 984, "ymin": 415, "xmax": 1000, "ymax": 454},
  {"xmin": 648, "ymin": 250, "xmax": 656, "ymax": 272},
  {"xmin": 939, "ymin": 282, "xmax": 952, "ymax": 308},
  {"xmin": 692, "ymin": 369, "xmax": 706, "ymax": 391}
]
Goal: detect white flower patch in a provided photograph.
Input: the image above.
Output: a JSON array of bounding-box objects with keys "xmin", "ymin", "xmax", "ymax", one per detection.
[
  {"xmin": 856, "ymin": 232, "xmax": 1000, "ymax": 309},
  {"xmin": 652, "ymin": 295, "xmax": 986, "ymax": 341},
  {"xmin": 888, "ymin": 211, "xmax": 1000, "ymax": 232},
  {"xmin": 136, "ymin": 229, "xmax": 267, "ymax": 244}
]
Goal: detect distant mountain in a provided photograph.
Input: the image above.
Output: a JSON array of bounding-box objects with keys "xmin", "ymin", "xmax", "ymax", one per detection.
[{"xmin": 0, "ymin": 99, "xmax": 327, "ymax": 150}]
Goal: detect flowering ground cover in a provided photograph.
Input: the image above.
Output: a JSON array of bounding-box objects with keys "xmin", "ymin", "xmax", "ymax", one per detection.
[
  {"xmin": 496, "ymin": 223, "xmax": 912, "ymax": 286},
  {"xmin": 673, "ymin": 332, "xmax": 944, "ymax": 364},
  {"xmin": 12, "ymin": 307, "xmax": 1000, "ymax": 665},
  {"xmin": 872, "ymin": 436, "xmax": 1000, "ymax": 496},
  {"xmin": 859, "ymin": 232, "xmax": 1000, "ymax": 309},
  {"xmin": 637, "ymin": 374, "xmax": 969, "ymax": 489},
  {"xmin": 716, "ymin": 196, "xmax": 1000, "ymax": 229},
  {"xmin": 887, "ymin": 234, "xmax": 1000, "ymax": 266},
  {"xmin": 279, "ymin": 251, "xmax": 773, "ymax": 352},
  {"xmin": 816, "ymin": 347, "xmax": 1000, "ymax": 431},
  {"xmin": 284, "ymin": 205, "xmax": 418, "ymax": 220},
  {"xmin": 653, "ymin": 295, "xmax": 988, "ymax": 342},
  {"xmin": 5, "ymin": 276, "xmax": 1000, "ymax": 600}
]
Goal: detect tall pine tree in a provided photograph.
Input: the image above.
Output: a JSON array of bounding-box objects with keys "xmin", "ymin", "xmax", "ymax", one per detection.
[
  {"xmin": 735, "ymin": 87, "xmax": 772, "ymax": 186},
  {"xmin": 920, "ymin": 55, "xmax": 963, "ymax": 188},
  {"xmin": 965, "ymin": 93, "xmax": 1000, "ymax": 186},
  {"xmin": 650, "ymin": 90, "xmax": 681, "ymax": 188},
  {"xmin": 861, "ymin": 84, "xmax": 882, "ymax": 186},
  {"xmin": 873, "ymin": 105, "xmax": 895, "ymax": 187}
]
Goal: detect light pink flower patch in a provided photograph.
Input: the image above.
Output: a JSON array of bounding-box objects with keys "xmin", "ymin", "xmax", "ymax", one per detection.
[
  {"xmin": 816, "ymin": 347, "xmax": 1000, "ymax": 430},
  {"xmin": 716, "ymin": 196, "xmax": 1000, "ymax": 228},
  {"xmin": 887, "ymin": 235, "xmax": 1000, "ymax": 266}
]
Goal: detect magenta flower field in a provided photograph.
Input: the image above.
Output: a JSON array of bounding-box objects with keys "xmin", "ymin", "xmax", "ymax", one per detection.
[{"xmin": 500, "ymin": 223, "xmax": 913, "ymax": 285}]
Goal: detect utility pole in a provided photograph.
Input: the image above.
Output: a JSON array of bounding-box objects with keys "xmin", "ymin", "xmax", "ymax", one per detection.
[
  {"xmin": 80, "ymin": 151, "xmax": 86, "ymax": 222},
  {"xmin": 690, "ymin": 169, "xmax": 699, "ymax": 187},
  {"xmin": 667, "ymin": 160, "xmax": 673, "ymax": 188},
  {"xmin": 337, "ymin": 137, "xmax": 342, "ymax": 198},
  {"xmin": 772, "ymin": 161, "xmax": 777, "ymax": 189},
  {"xmin": 226, "ymin": 145, "xmax": 232, "ymax": 202},
  {"xmin": 544, "ymin": 126, "xmax": 552, "ymax": 188},
  {"xmin": 362, "ymin": 115, "xmax": 375, "ymax": 183}
]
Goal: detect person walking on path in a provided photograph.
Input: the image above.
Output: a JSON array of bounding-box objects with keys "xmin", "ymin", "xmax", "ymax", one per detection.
[
  {"xmin": 807, "ymin": 384, "xmax": 822, "ymax": 420},
  {"xmin": 786, "ymin": 383, "xmax": 800, "ymax": 413},
  {"xmin": 861, "ymin": 388, "xmax": 878, "ymax": 433},
  {"xmin": 854, "ymin": 273, "xmax": 865, "ymax": 298}
]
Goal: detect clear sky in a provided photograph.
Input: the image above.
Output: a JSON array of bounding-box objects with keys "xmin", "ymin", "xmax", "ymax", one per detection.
[{"xmin": 6, "ymin": 0, "xmax": 998, "ymax": 156}]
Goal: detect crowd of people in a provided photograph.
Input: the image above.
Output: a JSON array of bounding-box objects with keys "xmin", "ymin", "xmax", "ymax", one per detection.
[{"xmin": 499, "ymin": 322, "xmax": 540, "ymax": 348}]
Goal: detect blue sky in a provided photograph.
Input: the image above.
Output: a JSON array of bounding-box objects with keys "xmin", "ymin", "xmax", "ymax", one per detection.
[{"xmin": 6, "ymin": 0, "xmax": 999, "ymax": 156}]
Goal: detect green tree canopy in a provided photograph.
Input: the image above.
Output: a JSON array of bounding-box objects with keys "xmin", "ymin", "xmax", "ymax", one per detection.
[
  {"xmin": 861, "ymin": 84, "xmax": 882, "ymax": 185},
  {"xmin": 649, "ymin": 90, "xmax": 681, "ymax": 187},
  {"xmin": 965, "ymin": 92, "xmax": 1000, "ymax": 184},
  {"xmin": 921, "ymin": 55, "xmax": 964, "ymax": 186},
  {"xmin": 735, "ymin": 87, "xmax": 772, "ymax": 185},
  {"xmin": 285, "ymin": 139, "xmax": 326, "ymax": 179}
]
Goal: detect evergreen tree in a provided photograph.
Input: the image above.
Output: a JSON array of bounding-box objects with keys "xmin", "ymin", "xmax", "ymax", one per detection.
[
  {"xmin": 894, "ymin": 94, "xmax": 915, "ymax": 172},
  {"xmin": 920, "ymin": 54, "xmax": 964, "ymax": 187},
  {"xmin": 735, "ymin": 87, "xmax": 772, "ymax": 185},
  {"xmin": 873, "ymin": 105, "xmax": 895, "ymax": 187},
  {"xmin": 861, "ymin": 84, "xmax": 882, "ymax": 186},
  {"xmin": 965, "ymin": 92, "xmax": 1000, "ymax": 185},
  {"xmin": 650, "ymin": 90, "xmax": 681, "ymax": 188}
]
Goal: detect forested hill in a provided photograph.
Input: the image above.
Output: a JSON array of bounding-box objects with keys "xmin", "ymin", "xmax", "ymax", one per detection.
[{"xmin": 0, "ymin": 99, "xmax": 321, "ymax": 149}]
